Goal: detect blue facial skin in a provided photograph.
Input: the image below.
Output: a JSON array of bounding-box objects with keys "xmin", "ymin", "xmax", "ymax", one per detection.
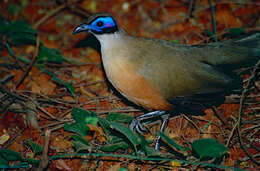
[
  {"xmin": 73, "ymin": 17, "xmax": 117, "ymax": 34},
  {"xmin": 90, "ymin": 17, "xmax": 116, "ymax": 33}
]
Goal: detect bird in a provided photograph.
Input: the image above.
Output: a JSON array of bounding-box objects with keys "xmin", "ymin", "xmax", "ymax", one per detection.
[{"xmin": 73, "ymin": 13, "xmax": 260, "ymax": 150}]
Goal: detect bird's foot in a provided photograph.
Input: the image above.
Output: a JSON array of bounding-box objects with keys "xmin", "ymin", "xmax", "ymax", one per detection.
[
  {"xmin": 129, "ymin": 111, "xmax": 166, "ymax": 134},
  {"xmin": 129, "ymin": 111, "xmax": 170, "ymax": 150},
  {"xmin": 129, "ymin": 117, "xmax": 148, "ymax": 133}
]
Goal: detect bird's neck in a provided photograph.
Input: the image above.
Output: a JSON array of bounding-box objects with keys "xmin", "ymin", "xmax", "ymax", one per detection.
[{"xmin": 95, "ymin": 30, "xmax": 127, "ymax": 50}]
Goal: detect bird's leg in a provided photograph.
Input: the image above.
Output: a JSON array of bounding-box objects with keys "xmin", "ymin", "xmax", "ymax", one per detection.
[
  {"xmin": 129, "ymin": 111, "xmax": 166, "ymax": 133},
  {"xmin": 155, "ymin": 114, "xmax": 170, "ymax": 151}
]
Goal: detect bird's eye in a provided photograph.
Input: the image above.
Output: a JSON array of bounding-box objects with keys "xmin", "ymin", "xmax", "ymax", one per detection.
[{"xmin": 96, "ymin": 21, "xmax": 104, "ymax": 27}]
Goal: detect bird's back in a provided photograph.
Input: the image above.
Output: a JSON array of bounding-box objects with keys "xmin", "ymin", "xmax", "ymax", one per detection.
[{"xmin": 122, "ymin": 35, "xmax": 237, "ymax": 98}]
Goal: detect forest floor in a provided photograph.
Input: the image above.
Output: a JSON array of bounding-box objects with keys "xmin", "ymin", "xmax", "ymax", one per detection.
[{"xmin": 0, "ymin": 0, "xmax": 260, "ymax": 170}]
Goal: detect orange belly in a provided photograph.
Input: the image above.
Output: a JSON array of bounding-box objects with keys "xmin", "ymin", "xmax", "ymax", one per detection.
[{"xmin": 103, "ymin": 57, "xmax": 172, "ymax": 111}]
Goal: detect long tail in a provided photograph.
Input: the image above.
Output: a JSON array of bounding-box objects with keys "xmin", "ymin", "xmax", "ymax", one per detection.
[
  {"xmin": 201, "ymin": 33, "xmax": 260, "ymax": 69},
  {"xmin": 231, "ymin": 32, "xmax": 260, "ymax": 59}
]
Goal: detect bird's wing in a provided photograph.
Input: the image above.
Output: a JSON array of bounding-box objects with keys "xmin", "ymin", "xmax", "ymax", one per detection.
[{"xmin": 126, "ymin": 37, "xmax": 238, "ymax": 100}]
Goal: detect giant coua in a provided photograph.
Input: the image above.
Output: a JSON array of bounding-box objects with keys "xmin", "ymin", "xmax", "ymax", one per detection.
[{"xmin": 73, "ymin": 13, "xmax": 260, "ymax": 149}]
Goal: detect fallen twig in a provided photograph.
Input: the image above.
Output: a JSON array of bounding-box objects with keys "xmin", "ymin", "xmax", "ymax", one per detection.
[
  {"xmin": 226, "ymin": 60, "xmax": 260, "ymax": 164},
  {"xmin": 237, "ymin": 60, "xmax": 260, "ymax": 165},
  {"xmin": 36, "ymin": 129, "xmax": 51, "ymax": 171},
  {"xmin": 187, "ymin": 0, "xmax": 195, "ymax": 19},
  {"xmin": 15, "ymin": 36, "xmax": 40, "ymax": 89},
  {"xmin": 33, "ymin": 4, "xmax": 67, "ymax": 29},
  {"xmin": 34, "ymin": 0, "xmax": 90, "ymax": 29}
]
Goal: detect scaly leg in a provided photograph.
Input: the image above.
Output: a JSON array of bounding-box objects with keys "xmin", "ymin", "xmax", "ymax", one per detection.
[{"xmin": 155, "ymin": 114, "xmax": 170, "ymax": 150}]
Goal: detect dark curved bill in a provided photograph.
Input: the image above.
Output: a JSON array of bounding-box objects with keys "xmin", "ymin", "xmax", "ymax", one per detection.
[{"xmin": 73, "ymin": 24, "xmax": 90, "ymax": 34}]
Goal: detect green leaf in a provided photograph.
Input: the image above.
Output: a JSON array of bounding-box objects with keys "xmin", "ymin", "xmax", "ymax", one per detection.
[
  {"xmin": 51, "ymin": 76, "xmax": 75, "ymax": 96},
  {"xmin": 0, "ymin": 19, "xmax": 9, "ymax": 34},
  {"xmin": 12, "ymin": 162, "xmax": 31, "ymax": 168},
  {"xmin": 23, "ymin": 158, "xmax": 39, "ymax": 165},
  {"xmin": 71, "ymin": 135, "xmax": 90, "ymax": 152},
  {"xmin": 64, "ymin": 123, "xmax": 90, "ymax": 136},
  {"xmin": 8, "ymin": 3, "xmax": 24, "ymax": 16},
  {"xmin": 0, "ymin": 157, "xmax": 8, "ymax": 167},
  {"xmin": 192, "ymin": 138, "xmax": 228, "ymax": 160},
  {"xmin": 7, "ymin": 21, "xmax": 36, "ymax": 35},
  {"xmin": 38, "ymin": 45, "xmax": 64, "ymax": 64},
  {"xmin": 106, "ymin": 113, "xmax": 133, "ymax": 124},
  {"xmin": 98, "ymin": 117, "xmax": 113, "ymax": 135},
  {"xmin": 57, "ymin": 81, "xmax": 75, "ymax": 96},
  {"xmin": 72, "ymin": 134, "xmax": 89, "ymax": 146},
  {"xmin": 5, "ymin": 43, "xmax": 30, "ymax": 63},
  {"xmin": 100, "ymin": 141, "xmax": 129, "ymax": 152},
  {"xmin": 72, "ymin": 141, "xmax": 90, "ymax": 153},
  {"xmin": 206, "ymin": 29, "xmax": 214, "ymax": 37},
  {"xmin": 6, "ymin": 21, "xmax": 37, "ymax": 45},
  {"xmin": 27, "ymin": 140, "xmax": 43, "ymax": 155},
  {"xmin": 0, "ymin": 149, "xmax": 23, "ymax": 161},
  {"xmin": 98, "ymin": 117, "xmax": 115, "ymax": 142},
  {"xmin": 72, "ymin": 108, "xmax": 98, "ymax": 125},
  {"xmin": 171, "ymin": 39, "xmax": 180, "ymax": 44},
  {"xmin": 197, "ymin": 162, "xmax": 244, "ymax": 171},
  {"xmin": 159, "ymin": 132, "xmax": 188, "ymax": 152},
  {"xmin": 143, "ymin": 145, "xmax": 165, "ymax": 157},
  {"xmin": 118, "ymin": 168, "xmax": 128, "ymax": 171},
  {"xmin": 110, "ymin": 136, "xmax": 126, "ymax": 144},
  {"xmin": 9, "ymin": 32, "xmax": 37, "ymax": 45},
  {"xmin": 201, "ymin": 120, "xmax": 213, "ymax": 132},
  {"xmin": 136, "ymin": 134, "xmax": 153, "ymax": 155},
  {"xmin": 110, "ymin": 122, "xmax": 141, "ymax": 153},
  {"xmin": 0, "ymin": 162, "xmax": 30, "ymax": 169}
]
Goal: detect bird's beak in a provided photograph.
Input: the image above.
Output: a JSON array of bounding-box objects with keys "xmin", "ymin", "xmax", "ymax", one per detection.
[{"xmin": 73, "ymin": 24, "xmax": 90, "ymax": 34}]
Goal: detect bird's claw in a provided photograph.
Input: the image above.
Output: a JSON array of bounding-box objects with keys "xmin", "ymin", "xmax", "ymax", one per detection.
[
  {"xmin": 129, "ymin": 118, "xmax": 148, "ymax": 134},
  {"xmin": 130, "ymin": 111, "xmax": 167, "ymax": 134},
  {"xmin": 130, "ymin": 111, "xmax": 170, "ymax": 151}
]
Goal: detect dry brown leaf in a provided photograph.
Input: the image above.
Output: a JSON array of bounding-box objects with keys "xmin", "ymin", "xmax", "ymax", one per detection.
[
  {"xmin": 31, "ymin": 74, "xmax": 57, "ymax": 95},
  {"xmin": 86, "ymin": 124, "xmax": 106, "ymax": 143},
  {"xmin": 51, "ymin": 135, "xmax": 73, "ymax": 152},
  {"xmin": 108, "ymin": 163, "xmax": 121, "ymax": 171},
  {"xmin": 55, "ymin": 160, "xmax": 72, "ymax": 171},
  {"xmin": 215, "ymin": 10, "xmax": 242, "ymax": 28},
  {"xmin": 8, "ymin": 141, "xmax": 24, "ymax": 153}
]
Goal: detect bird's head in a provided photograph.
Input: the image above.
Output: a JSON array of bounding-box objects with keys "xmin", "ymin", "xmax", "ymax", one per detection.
[{"xmin": 73, "ymin": 13, "xmax": 118, "ymax": 35}]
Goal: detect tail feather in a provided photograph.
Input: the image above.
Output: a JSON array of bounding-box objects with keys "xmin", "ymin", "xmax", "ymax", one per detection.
[
  {"xmin": 199, "ymin": 33, "xmax": 260, "ymax": 69},
  {"xmin": 233, "ymin": 33, "xmax": 260, "ymax": 57}
]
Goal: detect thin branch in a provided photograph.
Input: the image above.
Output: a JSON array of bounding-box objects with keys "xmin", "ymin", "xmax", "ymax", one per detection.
[
  {"xmin": 15, "ymin": 36, "xmax": 40, "ymax": 89},
  {"xmin": 225, "ymin": 60, "xmax": 260, "ymax": 163},
  {"xmin": 33, "ymin": 4, "xmax": 67, "ymax": 29},
  {"xmin": 0, "ymin": 83, "xmax": 27, "ymax": 101},
  {"xmin": 226, "ymin": 61, "xmax": 260, "ymax": 158},
  {"xmin": 187, "ymin": 0, "xmax": 195, "ymax": 19},
  {"xmin": 36, "ymin": 129, "xmax": 51, "ymax": 171},
  {"xmin": 33, "ymin": 0, "xmax": 89, "ymax": 29},
  {"xmin": 182, "ymin": 114, "xmax": 201, "ymax": 133},
  {"xmin": 236, "ymin": 60, "xmax": 260, "ymax": 165},
  {"xmin": 211, "ymin": 107, "xmax": 230, "ymax": 129}
]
